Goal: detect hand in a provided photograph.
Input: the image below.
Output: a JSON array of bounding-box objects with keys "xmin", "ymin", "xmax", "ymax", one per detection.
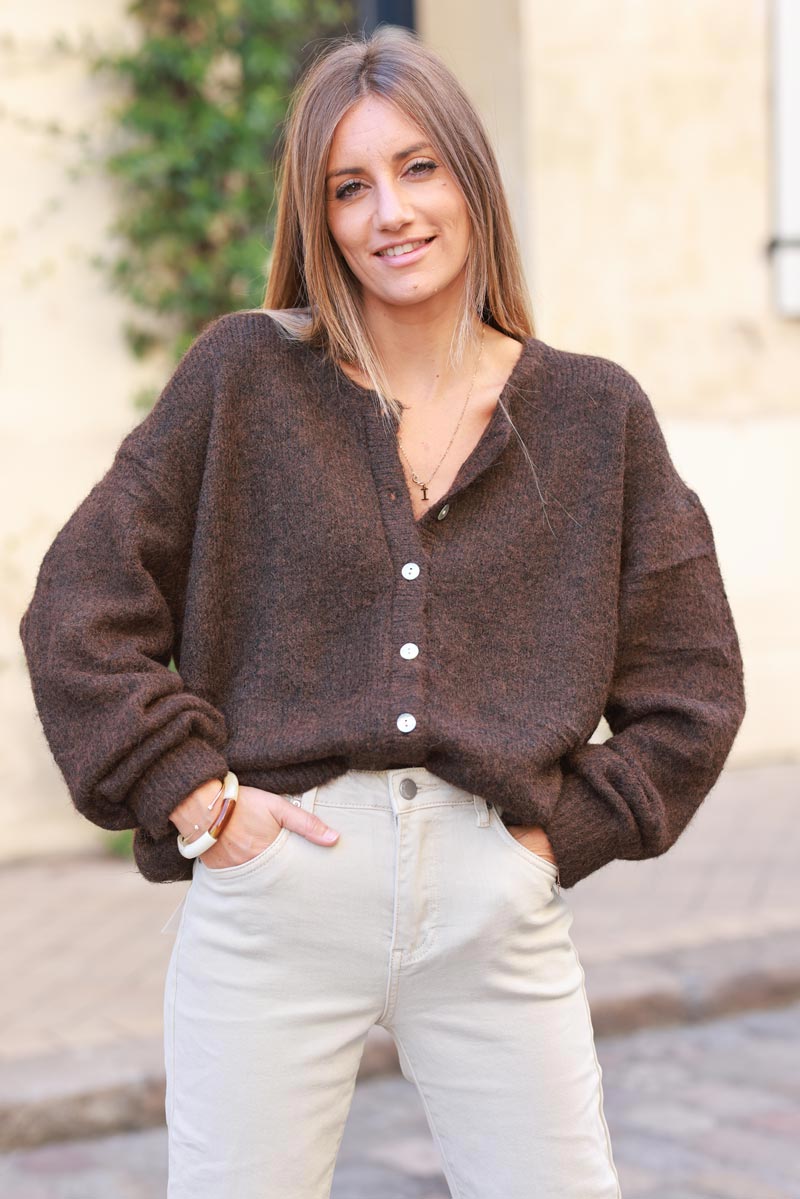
[
  {"xmin": 505, "ymin": 823, "xmax": 558, "ymax": 868},
  {"xmin": 199, "ymin": 785, "xmax": 339, "ymax": 870}
]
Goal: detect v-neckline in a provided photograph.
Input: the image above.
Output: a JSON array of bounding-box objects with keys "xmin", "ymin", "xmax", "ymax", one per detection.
[{"xmin": 324, "ymin": 335, "xmax": 538, "ymax": 529}]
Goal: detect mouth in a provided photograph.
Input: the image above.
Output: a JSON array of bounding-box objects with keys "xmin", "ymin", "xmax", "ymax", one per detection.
[{"xmin": 374, "ymin": 236, "xmax": 436, "ymax": 261}]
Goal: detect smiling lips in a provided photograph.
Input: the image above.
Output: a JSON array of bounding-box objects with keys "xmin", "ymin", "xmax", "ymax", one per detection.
[{"xmin": 375, "ymin": 236, "xmax": 435, "ymax": 258}]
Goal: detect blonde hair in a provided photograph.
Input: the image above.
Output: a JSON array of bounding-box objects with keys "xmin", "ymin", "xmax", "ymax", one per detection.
[{"xmin": 257, "ymin": 25, "xmax": 535, "ymax": 426}]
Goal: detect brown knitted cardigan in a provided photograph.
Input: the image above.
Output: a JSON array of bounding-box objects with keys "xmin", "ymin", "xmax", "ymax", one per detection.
[{"xmin": 19, "ymin": 310, "xmax": 746, "ymax": 887}]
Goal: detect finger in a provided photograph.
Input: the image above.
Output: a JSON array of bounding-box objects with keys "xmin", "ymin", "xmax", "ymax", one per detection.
[{"xmin": 274, "ymin": 797, "xmax": 339, "ymax": 844}]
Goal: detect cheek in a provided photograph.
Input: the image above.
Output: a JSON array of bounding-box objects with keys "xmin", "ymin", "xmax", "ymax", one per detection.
[
  {"xmin": 439, "ymin": 210, "xmax": 471, "ymax": 249},
  {"xmin": 326, "ymin": 211, "xmax": 346, "ymax": 253},
  {"xmin": 435, "ymin": 186, "xmax": 470, "ymax": 236},
  {"xmin": 327, "ymin": 225, "xmax": 371, "ymax": 282},
  {"xmin": 328, "ymin": 212, "xmax": 370, "ymax": 265}
]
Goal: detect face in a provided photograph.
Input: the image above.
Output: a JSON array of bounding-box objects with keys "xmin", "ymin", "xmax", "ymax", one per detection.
[{"xmin": 324, "ymin": 94, "xmax": 471, "ymax": 315}]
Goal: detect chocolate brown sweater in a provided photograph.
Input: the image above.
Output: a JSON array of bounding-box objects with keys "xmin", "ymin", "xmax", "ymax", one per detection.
[{"xmin": 18, "ymin": 310, "xmax": 746, "ymax": 887}]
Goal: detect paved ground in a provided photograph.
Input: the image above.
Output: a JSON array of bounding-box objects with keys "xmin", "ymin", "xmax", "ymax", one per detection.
[
  {"xmin": 0, "ymin": 761, "xmax": 798, "ymax": 1157},
  {"xmin": 2, "ymin": 999, "xmax": 798, "ymax": 1198}
]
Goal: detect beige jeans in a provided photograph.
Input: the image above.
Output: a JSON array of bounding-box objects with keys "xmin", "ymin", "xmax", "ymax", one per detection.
[{"xmin": 162, "ymin": 766, "xmax": 622, "ymax": 1197}]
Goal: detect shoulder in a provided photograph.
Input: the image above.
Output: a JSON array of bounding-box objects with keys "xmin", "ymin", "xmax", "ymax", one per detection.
[
  {"xmin": 118, "ymin": 311, "xmax": 308, "ymax": 472},
  {"xmin": 194, "ymin": 308, "xmax": 298, "ymax": 359},
  {"xmin": 180, "ymin": 309, "xmax": 322, "ymax": 401},
  {"xmin": 532, "ymin": 338, "xmax": 650, "ymax": 412}
]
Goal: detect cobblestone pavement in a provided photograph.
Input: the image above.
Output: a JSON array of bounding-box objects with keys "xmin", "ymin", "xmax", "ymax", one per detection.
[{"xmin": 1, "ymin": 999, "xmax": 798, "ymax": 1199}]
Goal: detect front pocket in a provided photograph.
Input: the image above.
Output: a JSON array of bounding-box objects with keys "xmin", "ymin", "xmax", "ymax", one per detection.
[
  {"xmin": 196, "ymin": 825, "xmax": 292, "ymax": 880},
  {"xmin": 488, "ymin": 807, "xmax": 559, "ymax": 881}
]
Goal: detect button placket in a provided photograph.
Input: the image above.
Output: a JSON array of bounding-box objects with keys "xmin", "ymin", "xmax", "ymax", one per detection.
[
  {"xmin": 395, "ymin": 560, "xmax": 422, "ymax": 735},
  {"xmin": 354, "ymin": 342, "xmax": 531, "ymax": 759}
]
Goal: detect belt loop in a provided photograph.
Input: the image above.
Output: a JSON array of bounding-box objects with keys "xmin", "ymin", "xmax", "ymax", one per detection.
[
  {"xmin": 296, "ymin": 786, "xmax": 318, "ymax": 815},
  {"xmin": 473, "ymin": 794, "xmax": 491, "ymax": 827}
]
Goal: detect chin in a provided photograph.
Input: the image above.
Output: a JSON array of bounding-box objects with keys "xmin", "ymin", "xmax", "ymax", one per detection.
[{"xmin": 375, "ymin": 274, "xmax": 456, "ymax": 303}]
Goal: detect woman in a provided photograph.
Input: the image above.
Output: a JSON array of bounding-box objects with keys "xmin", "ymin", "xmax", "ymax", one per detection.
[{"xmin": 19, "ymin": 26, "xmax": 745, "ymax": 1199}]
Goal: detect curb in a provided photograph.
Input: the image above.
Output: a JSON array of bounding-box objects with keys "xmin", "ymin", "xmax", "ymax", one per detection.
[
  {"xmin": 2, "ymin": 932, "xmax": 799, "ymax": 1152},
  {"xmin": 582, "ymin": 929, "xmax": 800, "ymax": 1036}
]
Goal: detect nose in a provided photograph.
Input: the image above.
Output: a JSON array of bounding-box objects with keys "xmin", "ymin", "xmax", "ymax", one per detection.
[{"xmin": 374, "ymin": 177, "xmax": 414, "ymax": 230}]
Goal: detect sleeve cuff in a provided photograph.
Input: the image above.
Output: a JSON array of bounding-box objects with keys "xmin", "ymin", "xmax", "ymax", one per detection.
[
  {"xmin": 543, "ymin": 746, "xmax": 643, "ymax": 889},
  {"xmin": 126, "ymin": 737, "xmax": 229, "ymax": 840}
]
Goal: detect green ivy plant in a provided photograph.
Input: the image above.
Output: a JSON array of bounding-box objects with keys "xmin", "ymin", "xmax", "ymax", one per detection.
[{"xmin": 87, "ymin": 0, "xmax": 357, "ymax": 404}]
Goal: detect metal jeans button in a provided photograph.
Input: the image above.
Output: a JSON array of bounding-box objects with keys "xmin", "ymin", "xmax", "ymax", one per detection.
[{"xmin": 399, "ymin": 777, "xmax": 418, "ymax": 799}]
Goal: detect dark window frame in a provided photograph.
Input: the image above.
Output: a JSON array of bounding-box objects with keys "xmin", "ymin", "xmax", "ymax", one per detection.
[{"xmin": 358, "ymin": 0, "xmax": 415, "ymax": 33}]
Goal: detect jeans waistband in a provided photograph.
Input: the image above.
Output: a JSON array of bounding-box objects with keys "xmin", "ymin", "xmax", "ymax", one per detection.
[{"xmin": 309, "ymin": 766, "xmax": 484, "ymax": 816}]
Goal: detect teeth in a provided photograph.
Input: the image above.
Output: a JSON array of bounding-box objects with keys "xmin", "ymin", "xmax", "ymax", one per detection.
[{"xmin": 379, "ymin": 238, "xmax": 430, "ymax": 258}]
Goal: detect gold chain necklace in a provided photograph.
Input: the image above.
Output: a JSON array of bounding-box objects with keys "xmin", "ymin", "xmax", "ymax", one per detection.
[{"xmin": 396, "ymin": 323, "xmax": 486, "ymax": 501}]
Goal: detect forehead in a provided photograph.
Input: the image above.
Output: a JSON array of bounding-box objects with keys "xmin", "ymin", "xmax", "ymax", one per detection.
[{"xmin": 326, "ymin": 95, "xmax": 427, "ymax": 163}]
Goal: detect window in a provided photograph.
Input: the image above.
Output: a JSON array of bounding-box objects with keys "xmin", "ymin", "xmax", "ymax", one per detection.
[{"xmin": 770, "ymin": 0, "xmax": 800, "ymax": 315}]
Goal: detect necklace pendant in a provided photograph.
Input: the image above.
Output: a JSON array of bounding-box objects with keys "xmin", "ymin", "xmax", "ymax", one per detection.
[{"xmin": 421, "ymin": 483, "xmax": 428, "ymax": 500}]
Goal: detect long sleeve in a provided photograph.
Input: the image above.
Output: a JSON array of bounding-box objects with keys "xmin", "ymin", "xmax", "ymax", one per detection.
[
  {"xmin": 18, "ymin": 317, "xmax": 234, "ymax": 849},
  {"xmin": 543, "ymin": 368, "xmax": 746, "ymax": 889}
]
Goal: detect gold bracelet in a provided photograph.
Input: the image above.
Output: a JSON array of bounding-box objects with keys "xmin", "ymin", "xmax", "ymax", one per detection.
[
  {"xmin": 206, "ymin": 779, "xmax": 225, "ymax": 811},
  {"xmin": 187, "ymin": 778, "xmax": 226, "ymax": 837}
]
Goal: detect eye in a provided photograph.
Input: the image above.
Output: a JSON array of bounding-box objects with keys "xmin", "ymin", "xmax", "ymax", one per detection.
[
  {"xmin": 406, "ymin": 159, "xmax": 438, "ymax": 177},
  {"xmin": 334, "ymin": 178, "xmax": 364, "ymax": 201}
]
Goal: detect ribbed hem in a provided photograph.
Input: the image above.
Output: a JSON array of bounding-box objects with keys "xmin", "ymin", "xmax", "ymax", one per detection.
[
  {"xmin": 543, "ymin": 755, "xmax": 639, "ymax": 889},
  {"xmin": 126, "ymin": 737, "xmax": 228, "ymax": 841}
]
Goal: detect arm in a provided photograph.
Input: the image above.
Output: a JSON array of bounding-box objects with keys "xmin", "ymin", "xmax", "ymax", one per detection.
[
  {"xmin": 18, "ymin": 316, "xmax": 238, "ymax": 847},
  {"xmin": 543, "ymin": 369, "xmax": 746, "ymax": 889}
]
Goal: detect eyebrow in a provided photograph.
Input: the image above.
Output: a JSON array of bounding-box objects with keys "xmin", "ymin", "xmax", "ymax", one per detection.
[{"xmin": 325, "ymin": 142, "xmax": 434, "ymax": 183}]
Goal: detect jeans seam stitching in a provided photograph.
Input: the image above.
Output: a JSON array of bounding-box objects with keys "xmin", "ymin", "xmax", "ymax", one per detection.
[
  {"xmin": 571, "ymin": 939, "xmax": 624, "ymax": 1196},
  {"xmin": 390, "ymin": 1027, "xmax": 467, "ymax": 1199}
]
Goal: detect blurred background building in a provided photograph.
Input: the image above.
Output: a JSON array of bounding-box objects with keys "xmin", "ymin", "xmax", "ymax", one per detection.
[{"xmin": 3, "ymin": 0, "xmax": 797, "ymax": 859}]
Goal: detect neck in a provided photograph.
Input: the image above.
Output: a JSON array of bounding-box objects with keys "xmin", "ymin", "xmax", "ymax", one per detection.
[{"xmin": 360, "ymin": 295, "xmax": 483, "ymax": 407}]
